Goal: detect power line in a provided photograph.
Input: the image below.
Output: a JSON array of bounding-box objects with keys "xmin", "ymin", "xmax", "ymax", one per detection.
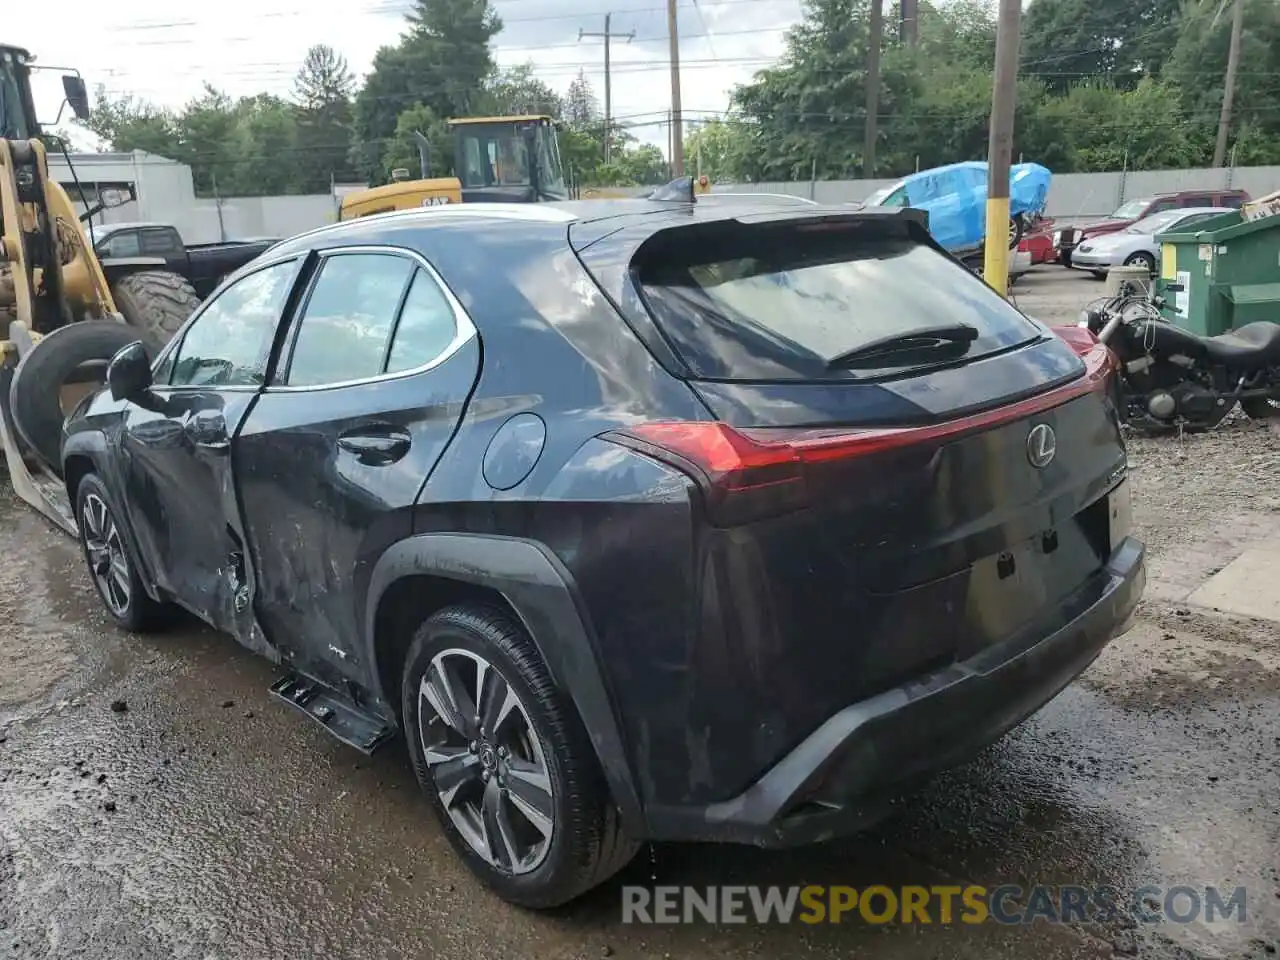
[{"xmin": 578, "ymin": 14, "xmax": 635, "ymax": 162}]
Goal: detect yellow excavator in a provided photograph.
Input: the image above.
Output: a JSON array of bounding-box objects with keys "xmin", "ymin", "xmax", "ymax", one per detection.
[
  {"xmin": 339, "ymin": 115, "xmax": 569, "ymax": 219},
  {"xmin": 1, "ymin": 43, "xmax": 201, "ymax": 533},
  {"xmin": 336, "ymin": 114, "xmax": 711, "ymax": 218}
]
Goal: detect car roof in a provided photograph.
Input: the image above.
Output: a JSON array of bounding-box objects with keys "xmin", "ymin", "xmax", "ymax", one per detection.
[
  {"xmin": 1136, "ymin": 206, "xmax": 1233, "ymax": 223},
  {"xmin": 89, "ymin": 221, "xmax": 174, "ymax": 238},
  {"xmin": 257, "ymin": 199, "xmax": 933, "ymax": 306},
  {"xmin": 274, "ymin": 197, "xmax": 908, "ymax": 251}
]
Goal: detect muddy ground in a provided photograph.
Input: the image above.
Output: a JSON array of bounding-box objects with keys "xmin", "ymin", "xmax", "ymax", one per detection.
[{"xmin": 1, "ymin": 269, "xmax": 1278, "ymax": 960}]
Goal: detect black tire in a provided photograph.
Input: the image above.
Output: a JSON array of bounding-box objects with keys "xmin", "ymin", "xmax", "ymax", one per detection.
[
  {"xmin": 1124, "ymin": 251, "xmax": 1157, "ymax": 274},
  {"xmin": 402, "ymin": 605, "xmax": 637, "ymax": 908},
  {"xmin": 110, "ymin": 270, "xmax": 200, "ymax": 349},
  {"xmin": 9, "ymin": 321, "xmax": 155, "ymax": 474},
  {"xmin": 1008, "ymin": 213, "xmax": 1025, "ymax": 250},
  {"xmin": 1061, "ymin": 249, "xmax": 1073, "ymax": 268},
  {"xmin": 1240, "ymin": 395, "xmax": 1280, "ymax": 419},
  {"xmin": 74, "ymin": 472, "xmax": 172, "ymax": 632}
]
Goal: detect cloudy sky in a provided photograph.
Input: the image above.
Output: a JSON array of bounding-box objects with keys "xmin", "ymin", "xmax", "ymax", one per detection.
[{"xmin": 10, "ymin": 0, "xmax": 804, "ymax": 153}]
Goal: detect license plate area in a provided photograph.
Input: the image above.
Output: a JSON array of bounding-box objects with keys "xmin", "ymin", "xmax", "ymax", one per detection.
[{"xmin": 957, "ymin": 494, "xmax": 1113, "ymax": 658}]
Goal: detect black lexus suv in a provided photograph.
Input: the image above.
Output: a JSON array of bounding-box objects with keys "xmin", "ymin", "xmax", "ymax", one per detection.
[{"xmin": 62, "ymin": 197, "xmax": 1145, "ymax": 907}]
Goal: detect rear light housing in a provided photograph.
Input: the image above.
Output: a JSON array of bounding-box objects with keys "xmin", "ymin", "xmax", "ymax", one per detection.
[
  {"xmin": 606, "ymin": 343, "xmax": 1118, "ymax": 527},
  {"xmin": 1051, "ymin": 323, "xmax": 1099, "ymax": 357}
]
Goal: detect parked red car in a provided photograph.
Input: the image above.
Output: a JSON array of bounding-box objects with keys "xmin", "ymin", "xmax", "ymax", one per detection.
[
  {"xmin": 1055, "ymin": 188, "xmax": 1250, "ymax": 267},
  {"xmin": 1020, "ymin": 215, "xmax": 1057, "ymax": 264}
]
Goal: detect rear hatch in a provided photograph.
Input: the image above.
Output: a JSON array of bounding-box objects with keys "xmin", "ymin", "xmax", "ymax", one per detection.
[{"xmin": 576, "ymin": 210, "xmax": 1128, "ymax": 704}]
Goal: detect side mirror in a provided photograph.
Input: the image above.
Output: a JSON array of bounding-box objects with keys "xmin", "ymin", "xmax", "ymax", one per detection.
[
  {"xmin": 107, "ymin": 341, "xmax": 153, "ymax": 401},
  {"xmin": 99, "ymin": 185, "xmax": 137, "ymax": 209},
  {"xmin": 62, "ymin": 75, "xmax": 90, "ymax": 122}
]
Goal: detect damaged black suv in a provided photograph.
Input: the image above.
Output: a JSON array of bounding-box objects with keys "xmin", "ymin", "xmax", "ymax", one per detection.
[{"xmin": 62, "ymin": 197, "xmax": 1144, "ymax": 907}]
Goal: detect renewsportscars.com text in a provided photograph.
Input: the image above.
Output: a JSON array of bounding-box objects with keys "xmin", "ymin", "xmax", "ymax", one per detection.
[{"xmin": 621, "ymin": 884, "xmax": 1248, "ymax": 925}]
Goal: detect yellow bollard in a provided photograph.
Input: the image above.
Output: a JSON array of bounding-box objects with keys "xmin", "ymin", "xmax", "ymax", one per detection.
[{"xmin": 983, "ymin": 196, "xmax": 1011, "ymax": 296}]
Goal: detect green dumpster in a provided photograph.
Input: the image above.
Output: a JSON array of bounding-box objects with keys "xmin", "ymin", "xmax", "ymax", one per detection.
[{"xmin": 1154, "ymin": 210, "xmax": 1280, "ymax": 336}]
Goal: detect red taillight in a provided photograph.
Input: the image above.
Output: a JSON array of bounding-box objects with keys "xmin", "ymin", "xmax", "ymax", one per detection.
[{"xmin": 607, "ymin": 343, "xmax": 1116, "ymax": 527}]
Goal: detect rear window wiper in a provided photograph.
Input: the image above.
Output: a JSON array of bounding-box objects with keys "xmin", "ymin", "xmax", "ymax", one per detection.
[{"xmin": 826, "ymin": 323, "xmax": 979, "ymax": 370}]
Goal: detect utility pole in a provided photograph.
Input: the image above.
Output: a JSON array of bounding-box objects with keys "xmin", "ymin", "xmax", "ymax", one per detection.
[
  {"xmin": 864, "ymin": 0, "xmax": 883, "ymax": 177},
  {"xmin": 899, "ymin": 0, "xmax": 919, "ymax": 45},
  {"xmin": 668, "ymin": 0, "xmax": 684, "ymax": 176},
  {"xmin": 1212, "ymin": 0, "xmax": 1245, "ymax": 168},
  {"xmin": 983, "ymin": 0, "xmax": 1022, "ymax": 296},
  {"xmin": 579, "ymin": 13, "xmax": 634, "ymax": 164}
]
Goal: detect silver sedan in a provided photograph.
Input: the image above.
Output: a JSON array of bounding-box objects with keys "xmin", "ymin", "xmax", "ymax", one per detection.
[{"xmin": 1070, "ymin": 206, "xmax": 1233, "ymax": 276}]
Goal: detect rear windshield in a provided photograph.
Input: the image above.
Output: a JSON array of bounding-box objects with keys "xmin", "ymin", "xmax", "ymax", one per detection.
[{"xmin": 635, "ymin": 221, "xmax": 1044, "ymax": 381}]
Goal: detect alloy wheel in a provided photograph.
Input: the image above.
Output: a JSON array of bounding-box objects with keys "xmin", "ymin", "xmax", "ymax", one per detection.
[
  {"xmin": 81, "ymin": 492, "xmax": 131, "ymax": 617},
  {"xmin": 418, "ymin": 648, "xmax": 555, "ymax": 874}
]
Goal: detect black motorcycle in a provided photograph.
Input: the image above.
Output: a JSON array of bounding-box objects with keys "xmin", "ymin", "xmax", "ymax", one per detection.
[{"xmin": 1080, "ymin": 294, "xmax": 1280, "ymax": 434}]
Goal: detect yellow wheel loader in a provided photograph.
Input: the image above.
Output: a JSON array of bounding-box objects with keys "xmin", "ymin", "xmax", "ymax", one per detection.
[
  {"xmin": 1, "ymin": 44, "xmax": 201, "ymax": 534},
  {"xmin": 338, "ymin": 115, "xmax": 570, "ymax": 219}
]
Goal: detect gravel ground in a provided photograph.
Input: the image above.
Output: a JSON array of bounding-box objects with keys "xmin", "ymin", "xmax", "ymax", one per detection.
[{"xmin": 1, "ymin": 268, "xmax": 1278, "ymax": 960}]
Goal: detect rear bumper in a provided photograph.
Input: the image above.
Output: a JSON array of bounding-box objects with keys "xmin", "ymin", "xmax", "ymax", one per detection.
[{"xmin": 644, "ymin": 536, "xmax": 1145, "ymax": 847}]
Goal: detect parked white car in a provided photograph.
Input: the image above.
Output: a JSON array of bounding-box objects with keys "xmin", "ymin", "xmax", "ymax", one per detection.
[{"xmin": 1070, "ymin": 206, "xmax": 1232, "ymax": 276}]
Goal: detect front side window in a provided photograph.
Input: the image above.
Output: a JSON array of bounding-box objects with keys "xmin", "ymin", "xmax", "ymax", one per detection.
[
  {"xmin": 285, "ymin": 253, "xmax": 415, "ymax": 387},
  {"xmin": 102, "ymin": 232, "xmax": 141, "ymax": 258},
  {"xmin": 167, "ymin": 259, "xmax": 296, "ymax": 388}
]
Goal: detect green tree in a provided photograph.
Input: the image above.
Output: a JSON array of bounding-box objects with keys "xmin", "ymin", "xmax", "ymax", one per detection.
[
  {"xmin": 1164, "ymin": 0, "xmax": 1280, "ymax": 160},
  {"xmin": 683, "ymin": 119, "xmax": 755, "ymax": 180},
  {"xmin": 481, "ymin": 63, "xmax": 562, "ymax": 117},
  {"xmin": 353, "ymin": 0, "xmax": 501, "ymax": 183},
  {"xmin": 1020, "ymin": 0, "xmax": 1184, "ymax": 93},
  {"xmin": 382, "ymin": 103, "xmax": 455, "ymax": 181},
  {"xmin": 82, "ymin": 87, "xmax": 179, "ymax": 158},
  {"xmin": 563, "ymin": 70, "xmax": 600, "ymax": 129},
  {"xmin": 231, "ymin": 94, "xmax": 299, "ymax": 195},
  {"xmin": 294, "ymin": 44, "xmax": 357, "ymax": 190},
  {"xmin": 175, "ymin": 84, "xmax": 241, "ymax": 195}
]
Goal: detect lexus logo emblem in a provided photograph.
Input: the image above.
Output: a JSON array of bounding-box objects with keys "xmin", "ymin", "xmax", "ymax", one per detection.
[{"xmin": 1027, "ymin": 423, "xmax": 1056, "ymax": 468}]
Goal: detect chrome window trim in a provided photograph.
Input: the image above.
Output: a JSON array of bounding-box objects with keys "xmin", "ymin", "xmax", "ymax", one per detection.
[{"xmin": 264, "ymin": 244, "xmax": 478, "ymax": 394}]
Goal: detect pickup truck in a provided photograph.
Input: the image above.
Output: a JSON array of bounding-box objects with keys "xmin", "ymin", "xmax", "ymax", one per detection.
[{"xmin": 88, "ymin": 221, "xmax": 280, "ymax": 299}]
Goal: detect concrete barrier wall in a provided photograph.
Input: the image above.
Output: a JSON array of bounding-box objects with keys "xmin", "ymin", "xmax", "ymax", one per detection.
[{"xmin": 103, "ymin": 165, "xmax": 1278, "ymax": 243}]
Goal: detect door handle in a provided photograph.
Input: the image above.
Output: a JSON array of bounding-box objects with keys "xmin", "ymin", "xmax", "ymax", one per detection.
[
  {"xmin": 186, "ymin": 410, "xmax": 229, "ymax": 450},
  {"xmin": 337, "ymin": 429, "xmax": 411, "ymax": 465}
]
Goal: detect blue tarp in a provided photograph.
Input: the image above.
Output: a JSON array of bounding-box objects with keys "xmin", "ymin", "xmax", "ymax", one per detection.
[{"xmin": 863, "ymin": 161, "xmax": 1053, "ymax": 254}]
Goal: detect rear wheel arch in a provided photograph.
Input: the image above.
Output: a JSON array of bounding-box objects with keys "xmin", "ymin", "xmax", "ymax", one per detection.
[{"xmin": 364, "ymin": 533, "xmax": 645, "ymax": 837}]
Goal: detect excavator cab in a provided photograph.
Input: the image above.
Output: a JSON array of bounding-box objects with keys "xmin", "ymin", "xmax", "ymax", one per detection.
[{"xmin": 448, "ymin": 115, "xmax": 568, "ymax": 203}]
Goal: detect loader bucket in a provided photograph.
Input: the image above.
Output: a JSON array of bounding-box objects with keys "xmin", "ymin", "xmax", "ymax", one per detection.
[{"xmin": 0, "ymin": 334, "xmax": 79, "ymax": 537}]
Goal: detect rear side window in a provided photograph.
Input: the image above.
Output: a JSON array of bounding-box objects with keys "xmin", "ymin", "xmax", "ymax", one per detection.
[
  {"xmin": 386, "ymin": 270, "xmax": 458, "ymax": 374},
  {"xmin": 282, "ymin": 252, "xmax": 462, "ymax": 387},
  {"xmin": 285, "ymin": 253, "xmax": 414, "ymax": 387},
  {"xmin": 1220, "ymin": 194, "xmax": 1245, "ymax": 209},
  {"xmin": 635, "ymin": 222, "xmax": 1043, "ymax": 380},
  {"xmin": 141, "ymin": 228, "xmax": 182, "ymax": 255}
]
